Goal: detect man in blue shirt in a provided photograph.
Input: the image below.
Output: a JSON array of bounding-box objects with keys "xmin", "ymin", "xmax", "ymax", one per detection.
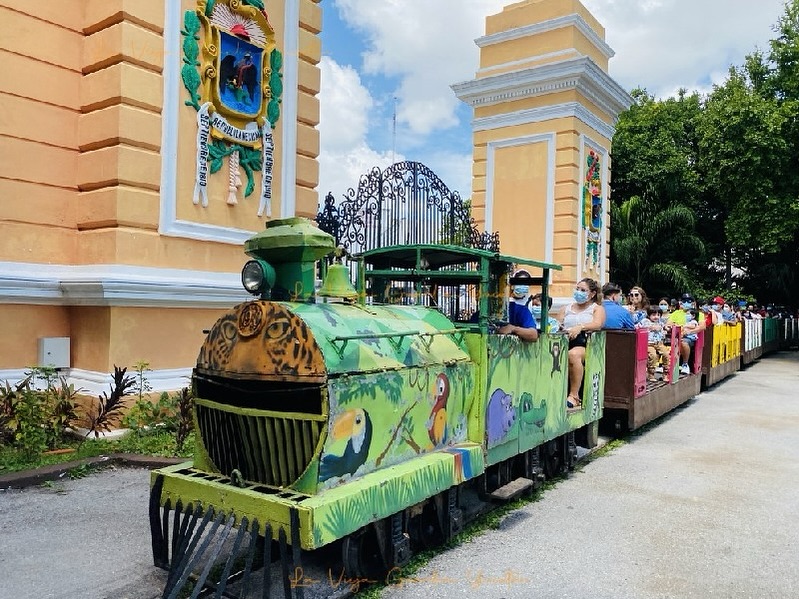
[
  {"xmin": 601, "ymin": 282, "xmax": 635, "ymax": 329},
  {"xmin": 498, "ymin": 269, "xmax": 539, "ymax": 341}
]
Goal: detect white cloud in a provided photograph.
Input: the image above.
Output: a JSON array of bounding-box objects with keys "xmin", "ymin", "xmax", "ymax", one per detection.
[
  {"xmin": 581, "ymin": 0, "xmax": 785, "ymax": 99},
  {"xmin": 319, "ymin": 0, "xmax": 788, "ymax": 206},
  {"xmin": 333, "ymin": 0, "xmax": 507, "ymax": 135},
  {"xmin": 318, "ymin": 57, "xmax": 373, "ymax": 151},
  {"xmin": 318, "ymin": 56, "xmax": 401, "ymax": 198}
]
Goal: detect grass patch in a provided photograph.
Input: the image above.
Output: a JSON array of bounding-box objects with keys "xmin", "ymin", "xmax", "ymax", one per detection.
[{"xmin": 0, "ymin": 430, "xmax": 194, "ymax": 474}]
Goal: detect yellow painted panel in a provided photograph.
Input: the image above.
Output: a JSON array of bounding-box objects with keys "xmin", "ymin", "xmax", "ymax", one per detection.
[
  {"xmin": 73, "ymin": 228, "xmax": 246, "ymax": 272},
  {"xmin": 0, "ymin": 305, "xmax": 72, "ymax": 370},
  {"xmin": 83, "ymin": 0, "xmax": 165, "ymax": 35},
  {"xmin": 81, "ymin": 63, "xmax": 163, "ymax": 112},
  {"xmin": 295, "ymin": 154, "xmax": 319, "ymax": 189},
  {"xmin": 0, "ymin": 50, "xmax": 81, "ymax": 109},
  {"xmin": 298, "ymin": 59, "xmax": 321, "ymax": 94},
  {"xmin": 481, "ymin": 28, "xmax": 572, "ymax": 70},
  {"xmin": 83, "ymin": 21, "xmax": 165, "ymax": 74},
  {"xmin": 109, "ymin": 306, "xmax": 227, "ymax": 370},
  {"xmin": 0, "ymin": 179, "xmax": 76, "ymax": 228},
  {"xmin": 555, "ymin": 165, "xmax": 579, "ymax": 184},
  {"xmin": 69, "ymin": 307, "xmax": 112, "ymax": 373},
  {"xmin": 294, "ymin": 185, "xmax": 318, "ymax": 219},
  {"xmin": 79, "ymin": 104, "xmax": 162, "ymax": 152},
  {"xmin": 296, "ymin": 121, "xmax": 320, "ymax": 158},
  {"xmin": 554, "ymin": 181, "xmax": 578, "ymax": 201},
  {"xmin": 0, "ymin": 137, "xmax": 77, "ymax": 188},
  {"xmin": 76, "ymin": 186, "xmax": 160, "ymax": 230},
  {"xmin": 0, "ymin": 7, "xmax": 82, "ymax": 71},
  {"xmin": 0, "ymin": 221, "xmax": 77, "ymax": 264},
  {"xmin": 491, "ymin": 142, "xmax": 548, "ymax": 259},
  {"xmin": 298, "ymin": 27, "xmax": 321, "ymax": 64},
  {"xmin": 0, "ymin": 0, "xmax": 85, "ymax": 32},
  {"xmin": 299, "ymin": 0, "xmax": 322, "ymax": 34},
  {"xmin": 297, "ymin": 90, "xmax": 320, "ymax": 127},
  {"xmin": 0, "ymin": 93, "xmax": 79, "ymax": 149},
  {"xmin": 77, "ymin": 145, "xmax": 161, "ymax": 192},
  {"xmin": 486, "ymin": 0, "xmax": 605, "ymax": 39}
]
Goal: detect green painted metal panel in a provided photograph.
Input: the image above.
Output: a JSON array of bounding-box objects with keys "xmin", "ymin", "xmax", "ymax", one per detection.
[
  {"xmin": 305, "ymin": 443, "xmax": 484, "ymax": 548},
  {"xmin": 152, "ymin": 443, "xmax": 484, "ymax": 550},
  {"xmin": 316, "ymin": 361, "xmax": 476, "ymax": 491},
  {"xmin": 482, "ymin": 332, "xmax": 605, "ymax": 466},
  {"xmin": 288, "ymin": 302, "xmax": 470, "ymax": 375}
]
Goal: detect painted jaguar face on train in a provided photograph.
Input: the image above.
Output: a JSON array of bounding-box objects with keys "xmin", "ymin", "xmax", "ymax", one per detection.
[{"xmin": 196, "ymin": 302, "xmax": 322, "ymax": 377}]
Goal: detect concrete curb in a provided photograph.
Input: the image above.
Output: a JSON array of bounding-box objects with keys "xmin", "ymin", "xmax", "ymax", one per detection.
[{"xmin": 0, "ymin": 454, "xmax": 187, "ymax": 489}]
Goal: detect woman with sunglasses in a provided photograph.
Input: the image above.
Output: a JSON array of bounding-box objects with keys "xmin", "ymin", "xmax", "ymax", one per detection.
[{"xmin": 626, "ymin": 286, "xmax": 650, "ymax": 325}]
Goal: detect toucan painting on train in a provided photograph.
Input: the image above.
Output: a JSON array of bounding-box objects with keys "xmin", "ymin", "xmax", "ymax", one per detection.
[{"xmin": 319, "ymin": 408, "xmax": 373, "ymax": 482}]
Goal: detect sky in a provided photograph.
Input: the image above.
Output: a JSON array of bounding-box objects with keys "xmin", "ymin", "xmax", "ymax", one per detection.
[{"xmin": 316, "ymin": 0, "xmax": 788, "ymax": 204}]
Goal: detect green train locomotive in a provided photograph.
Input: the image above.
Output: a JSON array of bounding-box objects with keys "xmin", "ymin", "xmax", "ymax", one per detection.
[{"xmin": 149, "ymin": 217, "xmax": 605, "ymax": 596}]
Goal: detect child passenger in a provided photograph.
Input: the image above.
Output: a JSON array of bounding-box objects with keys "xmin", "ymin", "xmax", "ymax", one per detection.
[
  {"xmin": 529, "ymin": 293, "xmax": 560, "ymax": 333},
  {"xmin": 638, "ymin": 306, "xmax": 669, "ymax": 381}
]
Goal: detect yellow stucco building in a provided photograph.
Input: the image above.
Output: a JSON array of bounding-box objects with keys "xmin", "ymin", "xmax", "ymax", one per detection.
[
  {"xmin": 0, "ymin": 0, "xmax": 322, "ymax": 393},
  {"xmin": 455, "ymin": 0, "xmax": 631, "ymax": 298},
  {"xmin": 0, "ymin": 0, "xmax": 630, "ymax": 393}
]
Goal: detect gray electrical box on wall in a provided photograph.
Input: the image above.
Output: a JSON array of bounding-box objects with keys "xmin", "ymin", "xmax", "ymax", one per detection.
[{"xmin": 38, "ymin": 337, "xmax": 71, "ymax": 369}]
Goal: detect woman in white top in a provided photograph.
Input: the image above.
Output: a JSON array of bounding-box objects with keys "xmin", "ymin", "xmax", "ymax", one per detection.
[{"xmin": 557, "ymin": 278, "xmax": 606, "ymax": 409}]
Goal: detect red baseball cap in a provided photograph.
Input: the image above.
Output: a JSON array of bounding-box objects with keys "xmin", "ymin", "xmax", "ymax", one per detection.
[{"xmin": 712, "ymin": 296, "xmax": 725, "ymax": 305}]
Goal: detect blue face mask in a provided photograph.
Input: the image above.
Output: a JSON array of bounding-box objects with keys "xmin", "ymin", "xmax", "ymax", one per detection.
[
  {"xmin": 659, "ymin": 304, "xmax": 669, "ymax": 311},
  {"xmin": 513, "ymin": 285, "xmax": 529, "ymax": 297},
  {"xmin": 722, "ymin": 307, "xmax": 732, "ymax": 315},
  {"xmin": 531, "ymin": 305, "xmax": 542, "ymax": 318},
  {"xmin": 681, "ymin": 301, "xmax": 693, "ymax": 310},
  {"xmin": 711, "ymin": 304, "xmax": 721, "ymax": 312},
  {"xmin": 574, "ymin": 289, "xmax": 589, "ymax": 303}
]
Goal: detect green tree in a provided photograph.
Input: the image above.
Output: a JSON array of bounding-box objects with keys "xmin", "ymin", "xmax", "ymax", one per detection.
[
  {"xmin": 610, "ymin": 195, "xmax": 704, "ymax": 297},
  {"xmin": 696, "ymin": 67, "xmax": 793, "ymax": 288},
  {"xmin": 611, "ymin": 88, "xmax": 702, "ymax": 213}
]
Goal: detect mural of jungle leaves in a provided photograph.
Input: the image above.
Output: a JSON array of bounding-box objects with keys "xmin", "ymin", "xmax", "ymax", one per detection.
[
  {"xmin": 330, "ymin": 370, "xmax": 404, "ymax": 406},
  {"xmin": 321, "ymin": 493, "xmax": 371, "ymax": 540}
]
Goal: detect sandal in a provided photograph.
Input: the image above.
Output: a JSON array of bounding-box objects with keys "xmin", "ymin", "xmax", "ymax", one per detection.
[{"xmin": 566, "ymin": 394, "xmax": 582, "ymax": 409}]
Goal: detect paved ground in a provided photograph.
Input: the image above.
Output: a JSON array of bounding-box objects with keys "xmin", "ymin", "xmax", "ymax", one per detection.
[
  {"xmin": 380, "ymin": 351, "xmax": 799, "ymax": 599},
  {"xmin": 1, "ymin": 351, "xmax": 797, "ymax": 599}
]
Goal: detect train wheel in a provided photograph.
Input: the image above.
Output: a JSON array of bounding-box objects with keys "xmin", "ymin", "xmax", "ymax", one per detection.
[
  {"xmin": 342, "ymin": 524, "xmax": 386, "ymax": 579},
  {"xmin": 585, "ymin": 421, "xmax": 599, "ymax": 448},
  {"xmin": 541, "ymin": 439, "xmax": 562, "ymax": 479}
]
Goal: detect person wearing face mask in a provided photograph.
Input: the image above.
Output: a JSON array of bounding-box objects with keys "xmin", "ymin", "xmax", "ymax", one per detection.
[
  {"xmin": 497, "ymin": 269, "xmax": 539, "ymax": 342},
  {"xmin": 721, "ymin": 301, "xmax": 737, "ymax": 323},
  {"xmin": 530, "ymin": 293, "xmax": 560, "ymax": 333},
  {"xmin": 665, "ymin": 293, "xmax": 705, "ymax": 374},
  {"xmin": 601, "ymin": 282, "xmax": 635, "ymax": 330},
  {"xmin": 707, "ymin": 296, "xmax": 725, "ymax": 326},
  {"xmin": 657, "ymin": 298, "xmax": 671, "ymax": 317},
  {"xmin": 557, "ymin": 278, "xmax": 606, "ymax": 409}
]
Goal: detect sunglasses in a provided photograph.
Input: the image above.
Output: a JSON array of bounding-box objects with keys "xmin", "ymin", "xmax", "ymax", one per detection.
[{"xmin": 628, "ymin": 292, "xmax": 640, "ymax": 297}]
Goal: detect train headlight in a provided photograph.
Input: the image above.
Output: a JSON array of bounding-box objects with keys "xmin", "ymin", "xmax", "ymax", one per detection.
[{"xmin": 241, "ymin": 259, "xmax": 275, "ymax": 297}]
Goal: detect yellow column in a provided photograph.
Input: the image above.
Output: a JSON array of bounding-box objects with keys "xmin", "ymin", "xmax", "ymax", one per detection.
[{"xmin": 454, "ymin": 0, "xmax": 631, "ymax": 298}]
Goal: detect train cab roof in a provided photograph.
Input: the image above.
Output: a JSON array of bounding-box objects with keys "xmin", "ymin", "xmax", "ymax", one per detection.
[{"xmin": 358, "ymin": 243, "xmax": 561, "ymax": 284}]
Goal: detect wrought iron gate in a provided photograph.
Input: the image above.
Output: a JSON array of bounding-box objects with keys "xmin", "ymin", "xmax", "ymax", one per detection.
[{"xmin": 315, "ymin": 161, "xmax": 499, "ymax": 254}]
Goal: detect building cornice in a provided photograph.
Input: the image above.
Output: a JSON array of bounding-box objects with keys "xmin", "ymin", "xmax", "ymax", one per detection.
[
  {"xmin": 452, "ymin": 56, "xmax": 633, "ymax": 121},
  {"xmin": 476, "ymin": 13, "xmax": 615, "ymax": 60},
  {"xmin": 473, "ymin": 101, "xmax": 617, "ymax": 141},
  {"xmin": 0, "ymin": 262, "xmax": 250, "ymax": 308}
]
